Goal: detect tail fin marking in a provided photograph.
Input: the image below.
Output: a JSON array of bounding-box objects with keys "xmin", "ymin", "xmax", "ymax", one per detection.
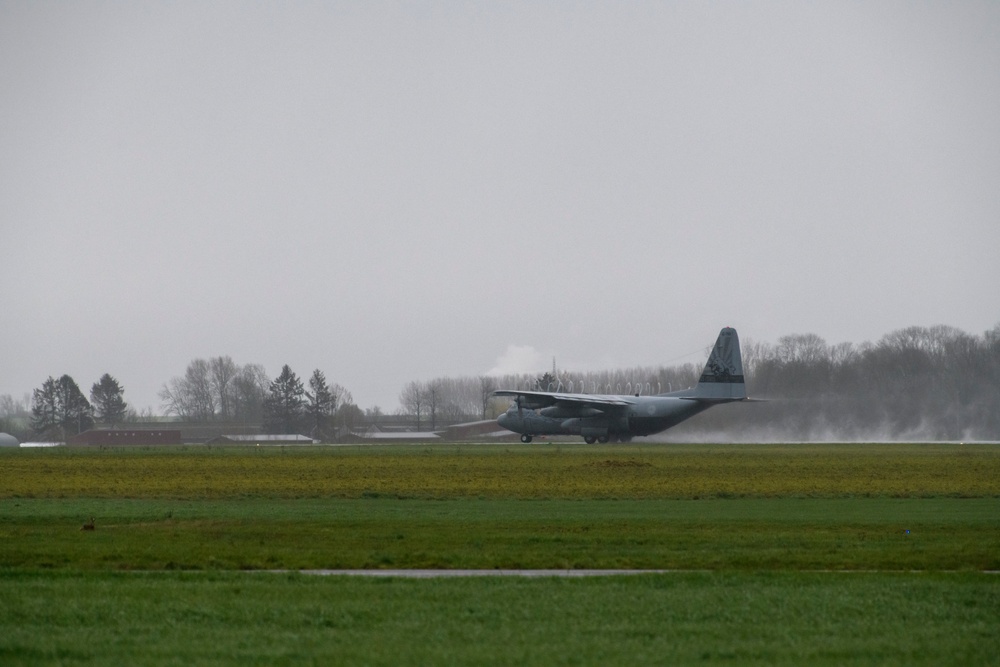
[{"xmin": 694, "ymin": 327, "xmax": 747, "ymax": 400}]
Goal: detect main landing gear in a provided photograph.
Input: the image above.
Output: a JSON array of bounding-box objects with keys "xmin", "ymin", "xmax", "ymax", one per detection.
[
  {"xmin": 583, "ymin": 434, "xmax": 633, "ymax": 444},
  {"xmin": 520, "ymin": 434, "xmax": 533, "ymax": 443}
]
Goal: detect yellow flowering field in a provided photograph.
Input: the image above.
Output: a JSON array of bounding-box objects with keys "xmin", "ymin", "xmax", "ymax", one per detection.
[{"xmin": 2, "ymin": 443, "xmax": 997, "ymax": 499}]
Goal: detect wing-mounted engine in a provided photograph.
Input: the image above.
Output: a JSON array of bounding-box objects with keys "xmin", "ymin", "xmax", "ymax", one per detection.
[{"xmin": 539, "ymin": 405, "xmax": 605, "ymax": 419}]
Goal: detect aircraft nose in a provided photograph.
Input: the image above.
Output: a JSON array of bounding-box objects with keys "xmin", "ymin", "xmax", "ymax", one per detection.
[{"xmin": 497, "ymin": 413, "xmax": 509, "ymax": 427}]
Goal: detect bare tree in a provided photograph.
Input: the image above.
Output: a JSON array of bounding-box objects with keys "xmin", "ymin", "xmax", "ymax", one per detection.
[
  {"xmin": 329, "ymin": 383, "xmax": 351, "ymax": 414},
  {"xmin": 0, "ymin": 393, "xmax": 30, "ymax": 441},
  {"xmin": 335, "ymin": 402, "xmax": 361, "ymax": 434},
  {"xmin": 426, "ymin": 380, "xmax": 442, "ymax": 430},
  {"xmin": 479, "ymin": 376, "xmax": 497, "ymax": 420},
  {"xmin": 159, "ymin": 358, "xmax": 216, "ymax": 420},
  {"xmin": 0, "ymin": 393, "xmax": 30, "ymax": 419},
  {"xmin": 399, "ymin": 381, "xmax": 426, "ymax": 430},
  {"xmin": 161, "ymin": 357, "xmax": 268, "ymax": 422},
  {"xmin": 209, "ymin": 356, "xmax": 239, "ymax": 420},
  {"xmin": 232, "ymin": 363, "xmax": 269, "ymax": 423},
  {"xmin": 776, "ymin": 333, "xmax": 828, "ymax": 364}
]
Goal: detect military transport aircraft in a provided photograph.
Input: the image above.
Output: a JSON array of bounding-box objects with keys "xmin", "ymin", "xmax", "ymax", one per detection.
[{"xmin": 493, "ymin": 327, "xmax": 749, "ymax": 443}]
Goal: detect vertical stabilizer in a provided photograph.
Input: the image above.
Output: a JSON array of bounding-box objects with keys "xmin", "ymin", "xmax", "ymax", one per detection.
[{"xmin": 694, "ymin": 328, "xmax": 747, "ymax": 400}]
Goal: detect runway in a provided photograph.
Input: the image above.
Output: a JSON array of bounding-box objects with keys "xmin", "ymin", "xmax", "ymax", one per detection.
[
  {"xmin": 296, "ymin": 569, "xmax": 672, "ymax": 577},
  {"xmin": 289, "ymin": 569, "xmax": 998, "ymax": 577}
]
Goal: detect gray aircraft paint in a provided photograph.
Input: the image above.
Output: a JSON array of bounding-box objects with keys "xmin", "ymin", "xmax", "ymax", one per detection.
[
  {"xmin": 494, "ymin": 328, "xmax": 749, "ymax": 443},
  {"xmin": 692, "ymin": 327, "xmax": 745, "ymax": 400}
]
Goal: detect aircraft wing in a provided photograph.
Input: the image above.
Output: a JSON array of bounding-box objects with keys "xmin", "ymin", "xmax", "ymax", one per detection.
[
  {"xmin": 492, "ymin": 390, "xmax": 634, "ymax": 411},
  {"xmin": 676, "ymin": 395, "xmax": 762, "ymax": 403}
]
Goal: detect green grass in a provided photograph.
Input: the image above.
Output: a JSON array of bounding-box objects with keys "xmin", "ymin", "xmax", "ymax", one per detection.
[
  {"xmin": 1, "ymin": 570, "xmax": 998, "ymax": 666},
  {"xmin": 2, "ymin": 443, "xmax": 998, "ymax": 664},
  {"xmin": 2, "ymin": 497, "xmax": 998, "ymax": 570}
]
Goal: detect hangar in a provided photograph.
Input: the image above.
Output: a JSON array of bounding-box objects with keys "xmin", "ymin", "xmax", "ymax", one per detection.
[{"xmin": 68, "ymin": 429, "xmax": 182, "ymax": 446}]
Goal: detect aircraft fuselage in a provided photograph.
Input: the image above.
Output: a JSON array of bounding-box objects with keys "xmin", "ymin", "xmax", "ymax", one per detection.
[
  {"xmin": 497, "ymin": 394, "xmax": 715, "ymax": 443},
  {"xmin": 493, "ymin": 328, "xmax": 749, "ymax": 444}
]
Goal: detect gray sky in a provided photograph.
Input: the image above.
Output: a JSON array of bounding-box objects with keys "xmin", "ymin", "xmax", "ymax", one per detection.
[{"xmin": 2, "ymin": 1, "xmax": 998, "ymax": 413}]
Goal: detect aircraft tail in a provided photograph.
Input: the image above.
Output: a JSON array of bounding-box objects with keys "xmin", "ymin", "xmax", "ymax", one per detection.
[{"xmin": 693, "ymin": 327, "xmax": 747, "ymax": 401}]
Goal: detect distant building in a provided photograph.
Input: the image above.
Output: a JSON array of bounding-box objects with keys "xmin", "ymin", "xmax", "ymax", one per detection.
[
  {"xmin": 205, "ymin": 434, "xmax": 317, "ymax": 445},
  {"xmin": 353, "ymin": 430, "xmax": 443, "ymax": 442},
  {"xmin": 68, "ymin": 429, "xmax": 182, "ymax": 446},
  {"xmin": 0, "ymin": 432, "xmax": 19, "ymax": 448},
  {"xmin": 84, "ymin": 421, "xmax": 261, "ymax": 444}
]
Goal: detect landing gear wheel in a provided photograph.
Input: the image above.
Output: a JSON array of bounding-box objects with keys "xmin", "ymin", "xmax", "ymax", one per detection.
[
  {"xmin": 520, "ymin": 434, "xmax": 533, "ymax": 444},
  {"xmin": 597, "ymin": 435, "xmax": 610, "ymax": 444},
  {"xmin": 584, "ymin": 436, "xmax": 597, "ymax": 444}
]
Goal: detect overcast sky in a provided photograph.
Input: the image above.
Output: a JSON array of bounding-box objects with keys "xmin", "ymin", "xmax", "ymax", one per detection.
[{"xmin": 2, "ymin": 1, "xmax": 998, "ymax": 413}]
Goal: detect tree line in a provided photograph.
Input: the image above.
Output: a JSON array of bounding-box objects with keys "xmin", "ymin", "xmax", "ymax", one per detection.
[
  {"xmin": 398, "ymin": 377, "xmax": 500, "ymax": 430},
  {"xmin": 22, "ymin": 373, "xmax": 129, "ymax": 441},
  {"xmin": 5, "ymin": 323, "xmax": 998, "ymax": 442},
  {"xmin": 157, "ymin": 357, "xmax": 357, "ymax": 437},
  {"xmin": 4, "ymin": 358, "xmax": 358, "ymax": 441},
  {"xmin": 724, "ymin": 324, "xmax": 1000, "ymax": 440},
  {"xmin": 396, "ymin": 324, "xmax": 1000, "ymax": 440}
]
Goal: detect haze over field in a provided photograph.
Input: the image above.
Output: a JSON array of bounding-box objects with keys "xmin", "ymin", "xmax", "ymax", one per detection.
[{"xmin": 2, "ymin": 2, "xmax": 998, "ymax": 413}]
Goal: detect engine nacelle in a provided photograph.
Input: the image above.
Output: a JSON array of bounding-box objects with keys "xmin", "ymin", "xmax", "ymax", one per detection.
[
  {"xmin": 540, "ymin": 405, "xmax": 604, "ymax": 419},
  {"xmin": 558, "ymin": 416, "xmax": 610, "ymax": 436}
]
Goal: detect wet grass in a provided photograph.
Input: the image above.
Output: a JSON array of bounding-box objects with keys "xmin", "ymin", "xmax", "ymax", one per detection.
[
  {"xmin": 2, "ymin": 443, "xmax": 998, "ymax": 664},
  {"xmin": 1, "ymin": 570, "xmax": 997, "ymax": 666},
  {"xmin": 2, "ymin": 497, "xmax": 998, "ymax": 571}
]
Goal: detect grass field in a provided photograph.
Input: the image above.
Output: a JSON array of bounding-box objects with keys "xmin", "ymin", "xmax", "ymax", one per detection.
[
  {"xmin": 2, "ymin": 443, "xmax": 998, "ymax": 665},
  {"xmin": 2, "ymin": 497, "xmax": 998, "ymax": 571},
  {"xmin": 2, "ymin": 571, "xmax": 997, "ymax": 666},
  {"xmin": 4, "ymin": 442, "xmax": 998, "ymax": 499}
]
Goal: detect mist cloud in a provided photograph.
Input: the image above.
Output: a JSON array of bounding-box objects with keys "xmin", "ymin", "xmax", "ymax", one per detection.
[{"xmin": 487, "ymin": 345, "xmax": 550, "ymax": 378}]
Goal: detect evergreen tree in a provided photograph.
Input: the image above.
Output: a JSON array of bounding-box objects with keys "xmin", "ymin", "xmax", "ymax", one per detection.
[
  {"xmin": 262, "ymin": 365, "xmax": 305, "ymax": 434},
  {"xmin": 305, "ymin": 369, "xmax": 333, "ymax": 440},
  {"xmin": 30, "ymin": 375, "xmax": 93, "ymax": 439},
  {"xmin": 536, "ymin": 372, "xmax": 556, "ymax": 391},
  {"xmin": 30, "ymin": 377, "xmax": 59, "ymax": 437},
  {"xmin": 56, "ymin": 375, "xmax": 93, "ymax": 436},
  {"xmin": 90, "ymin": 373, "xmax": 128, "ymax": 426}
]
